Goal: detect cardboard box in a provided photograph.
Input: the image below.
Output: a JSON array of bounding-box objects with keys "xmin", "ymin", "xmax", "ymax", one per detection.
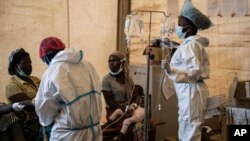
[
  {"xmin": 234, "ymin": 81, "xmax": 250, "ymax": 108},
  {"xmin": 221, "ymin": 107, "xmax": 250, "ymax": 141},
  {"xmin": 143, "ymin": 46, "xmax": 172, "ymax": 65}
]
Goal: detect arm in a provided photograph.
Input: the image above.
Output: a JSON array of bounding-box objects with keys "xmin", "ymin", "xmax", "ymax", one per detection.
[
  {"xmin": 0, "ymin": 100, "xmax": 32, "ymax": 114},
  {"xmin": 6, "ymin": 82, "xmax": 31, "ymax": 103},
  {"xmin": 35, "ymin": 71, "xmax": 61, "ymax": 126},
  {"xmin": 0, "ymin": 103, "xmax": 14, "ymax": 114},
  {"xmin": 6, "ymin": 83, "xmax": 35, "ymax": 111},
  {"xmin": 8, "ymin": 93, "xmax": 31, "ymax": 103},
  {"xmin": 102, "ymin": 75, "xmax": 127, "ymax": 112},
  {"xmin": 19, "ymin": 100, "xmax": 34, "ymax": 111},
  {"xmin": 167, "ymin": 42, "xmax": 204, "ymax": 83},
  {"xmin": 102, "ymin": 90, "xmax": 126, "ymax": 111}
]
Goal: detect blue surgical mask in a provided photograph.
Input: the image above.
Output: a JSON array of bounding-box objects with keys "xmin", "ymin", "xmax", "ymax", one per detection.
[
  {"xmin": 175, "ymin": 26, "xmax": 187, "ymax": 39},
  {"xmin": 110, "ymin": 64, "xmax": 123, "ymax": 76},
  {"xmin": 17, "ymin": 67, "xmax": 29, "ymax": 77}
]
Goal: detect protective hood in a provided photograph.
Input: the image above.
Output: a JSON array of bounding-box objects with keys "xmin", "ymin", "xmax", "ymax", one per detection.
[
  {"xmin": 196, "ymin": 36, "xmax": 209, "ymax": 47},
  {"xmin": 50, "ymin": 48, "xmax": 83, "ymax": 65},
  {"xmin": 184, "ymin": 35, "xmax": 209, "ymax": 48}
]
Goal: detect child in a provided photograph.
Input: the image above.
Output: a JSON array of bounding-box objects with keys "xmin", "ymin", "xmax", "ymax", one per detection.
[{"xmin": 102, "ymin": 85, "xmax": 144, "ymax": 141}]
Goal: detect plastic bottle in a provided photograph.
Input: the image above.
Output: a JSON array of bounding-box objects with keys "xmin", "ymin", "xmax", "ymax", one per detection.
[
  {"xmin": 228, "ymin": 72, "xmax": 238, "ymax": 106},
  {"xmin": 124, "ymin": 15, "xmax": 131, "ymax": 43}
]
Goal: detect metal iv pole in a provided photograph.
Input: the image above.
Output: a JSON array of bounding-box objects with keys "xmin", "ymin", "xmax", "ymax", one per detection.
[{"xmin": 130, "ymin": 10, "xmax": 169, "ymax": 141}]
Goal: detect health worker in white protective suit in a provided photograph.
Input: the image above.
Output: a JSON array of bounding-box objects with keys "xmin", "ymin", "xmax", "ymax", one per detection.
[
  {"xmin": 35, "ymin": 37, "xmax": 102, "ymax": 141},
  {"xmin": 161, "ymin": 0, "xmax": 213, "ymax": 141}
]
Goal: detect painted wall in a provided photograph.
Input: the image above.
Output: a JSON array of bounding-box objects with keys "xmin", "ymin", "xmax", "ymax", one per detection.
[{"xmin": 0, "ymin": 0, "xmax": 117, "ymax": 102}]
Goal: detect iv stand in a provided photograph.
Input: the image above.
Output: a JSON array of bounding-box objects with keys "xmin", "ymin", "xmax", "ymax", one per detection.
[{"xmin": 131, "ymin": 10, "xmax": 169, "ymax": 141}]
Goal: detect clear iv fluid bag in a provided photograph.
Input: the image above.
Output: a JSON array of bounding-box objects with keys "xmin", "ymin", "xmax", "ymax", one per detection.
[
  {"xmin": 137, "ymin": 19, "xmax": 144, "ymax": 41},
  {"xmin": 160, "ymin": 17, "xmax": 175, "ymax": 39},
  {"xmin": 161, "ymin": 73, "xmax": 175, "ymax": 100},
  {"xmin": 160, "ymin": 18, "xmax": 168, "ymax": 38},
  {"xmin": 124, "ymin": 15, "xmax": 131, "ymax": 41},
  {"xmin": 124, "ymin": 14, "xmax": 144, "ymax": 42}
]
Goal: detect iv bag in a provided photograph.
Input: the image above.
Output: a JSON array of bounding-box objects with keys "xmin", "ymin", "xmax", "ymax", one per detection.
[
  {"xmin": 161, "ymin": 74, "xmax": 175, "ymax": 100},
  {"xmin": 124, "ymin": 14, "xmax": 144, "ymax": 42},
  {"xmin": 160, "ymin": 17, "xmax": 175, "ymax": 39},
  {"xmin": 136, "ymin": 19, "xmax": 144, "ymax": 42},
  {"xmin": 160, "ymin": 18, "xmax": 168, "ymax": 39},
  {"xmin": 124, "ymin": 15, "xmax": 132, "ymax": 42}
]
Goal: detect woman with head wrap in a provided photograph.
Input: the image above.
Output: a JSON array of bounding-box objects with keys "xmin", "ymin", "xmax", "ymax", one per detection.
[
  {"xmin": 102, "ymin": 51, "xmax": 145, "ymax": 140},
  {"xmin": 161, "ymin": 0, "xmax": 213, "ymax": 141},
  {"xmin": 6, "ymin": 48, "xmax": 41, "ymax": 141},
  {"xmin": 102, "ymin": 52, "xmax": 133, "ymax": 117},
  {"xmin": 35, "ymin": 37, "xmax": 102, "ymax": 141}
]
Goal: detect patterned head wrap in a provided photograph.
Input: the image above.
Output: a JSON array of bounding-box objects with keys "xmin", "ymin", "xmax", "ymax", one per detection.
[
  {"xmin": 110, "ymin": 52, "xmax": 126, "ymax": 60},
  {"xmin": 39, "ymin": 37, "xmax": 65, "ymax": 58}
]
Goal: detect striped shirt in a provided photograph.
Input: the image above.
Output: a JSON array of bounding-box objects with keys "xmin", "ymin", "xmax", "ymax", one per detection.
[{"xmin": 0, "ymin": 112, "xmax": 19, "ymax": 131}]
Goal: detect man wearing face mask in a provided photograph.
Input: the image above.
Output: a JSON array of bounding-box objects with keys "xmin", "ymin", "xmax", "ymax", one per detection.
[
  {"xmin": 6, "ymin": 48, "xmax": 41, "ymax": 141},
  {"xmin": 35, "ymin": 37, "xmax": 102, "ymax": 141},
  {"xmin": 161, "ymin": 0, "xmax": 213, "ymax": 141}
]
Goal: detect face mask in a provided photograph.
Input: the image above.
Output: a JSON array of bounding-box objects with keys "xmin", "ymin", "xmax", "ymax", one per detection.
[
  {"xmin": 43, "ymin": 52, "xmax": 58, "ymax": 65},
  {"xmin": 110, "ymin": 64, "xmax": 123, "ymax": 76},
  {"xmin": 44, "ymin": 56, "xmax": 51, "ymax": 65},
  {"xmin": 17, "ymin": 67, "xmax": 29, "ymax": 77},
  {"xmin": 175, "ymin": 25, "xmax": 188, "ymax": 39}
]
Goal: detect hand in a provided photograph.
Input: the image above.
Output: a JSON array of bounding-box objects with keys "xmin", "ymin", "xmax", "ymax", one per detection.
[
  {"xmin": 19, "ymin": 100, "xmax": 35, "ymax": 111},
  {"xmin": 161, "ymin": 59, "xmax": 171, "ymax": 73},
  {"xmin": 0, "ymin": 102, "xmax": 6, "ymax": 106},
  {"xmin": 128, "ymin": 103, "xmax": 138, "ymax": 111},
  {"xmin": 12, "ymin": 102, "xmax": 25, "ymax": 112},
  {"xmin": 19, "ymin": 100, "xmax": 33, "ymax": 107}
]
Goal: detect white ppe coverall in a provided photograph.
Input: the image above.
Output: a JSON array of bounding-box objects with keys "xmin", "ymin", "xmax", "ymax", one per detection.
[
  {"xmin": 166, "ymin": 35, "xmax": 209, "ymax": 141},
  {"xmin": 35, "ymin": 48, "xmax": 102, "ymax": 141}
]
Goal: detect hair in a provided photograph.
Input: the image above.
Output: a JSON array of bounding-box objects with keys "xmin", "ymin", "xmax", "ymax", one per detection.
[
  {"xmin": 134, "ymin": 85, "xmax": 144, "ymax": 96},
  {"xmin": 180, "ymin": 15, "xmax": 198, "ymax": 34},
  {"xmin": 8, "ymin": 48, "xmax": 30, "ymax": 75}
]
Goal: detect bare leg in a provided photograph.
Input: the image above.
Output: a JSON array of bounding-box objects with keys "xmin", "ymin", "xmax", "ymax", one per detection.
[
  {"xmin": 120, "ymin": 116, "xmax": 137, "ymax": 134},
  {"xmin": 102, "ymin": 109, "xmax": 124, "ymax": 129},
  {"xmin": 109, "ymin": 109, "xmax": 124, "ymax": 121},
  {"xmin": 113, "ymin": 116, "xmax": 138, "ymax": 141}
]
